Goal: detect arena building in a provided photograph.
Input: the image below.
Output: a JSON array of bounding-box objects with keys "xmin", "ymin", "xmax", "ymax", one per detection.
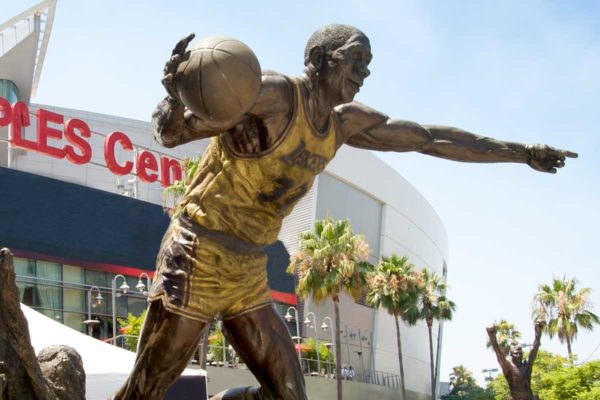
[{"xmin": 0, "ymin": 1, "xmax": 449, "ymax": 398}]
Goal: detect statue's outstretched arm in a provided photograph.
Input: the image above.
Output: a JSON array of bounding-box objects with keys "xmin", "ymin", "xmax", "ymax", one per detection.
[{"xmin": 339, "ymin": 102, "xmax": 577, "ymax": 173}]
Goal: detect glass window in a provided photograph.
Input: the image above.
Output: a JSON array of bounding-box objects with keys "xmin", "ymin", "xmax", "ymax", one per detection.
[
  {"xmin": 127, "ymin": 296, "xmax": 148, "ymax": 317},
  {"xmin": 0, "ymin": 79, "xmax": 21, "ymax": 104},
  {"xmin": 36, "ymin": 285, "xmax": 62, "ymax": 311},
  {"xmin": 38, "ymin": 308, "xmax": 63, "ymax": 323},
  {"xmin": 64, "ymin": 312, "xmax": 86, "ymax": 334},
  {"xmin": 63, "ymin": 265, "xmax": 83, "ymax": 284},
  {"xmin": 64, "ymin": 288, "xmax": 85, "ymax": 312},
  {"xmin": 85, "ymin": 270, "xmax": 107, "ymax": 288},
  {"xmin": 16, "ymin": 282, "xmax": 36, "ymax": 306},
  {"xmin": 14, "ymin": 257, "xmax": 35, "ymax": 277},
  {"xmin": 36, "ymin": 260, "xmax": 61, "ymax": 282}
]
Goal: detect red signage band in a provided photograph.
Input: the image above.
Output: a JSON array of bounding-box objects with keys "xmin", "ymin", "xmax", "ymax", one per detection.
[{"xmin": 2, "ymin": 99, "xmax": 183, "ymax": 188}]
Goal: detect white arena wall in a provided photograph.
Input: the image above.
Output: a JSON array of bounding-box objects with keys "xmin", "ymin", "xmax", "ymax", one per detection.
[{"xmin": 10, "ymin": 104, "xmax": 448, "ymax": 398}]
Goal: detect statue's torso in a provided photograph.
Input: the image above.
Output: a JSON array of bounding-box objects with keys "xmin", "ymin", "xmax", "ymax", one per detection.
[{"xmin": 182, "ymin": 78, "xmax": 338, "ymax": 245}]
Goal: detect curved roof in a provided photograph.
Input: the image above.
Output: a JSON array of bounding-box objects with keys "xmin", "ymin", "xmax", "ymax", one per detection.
[{"xmin": 0, "ymin": 0, "xmax": 57, "ymax": 102}]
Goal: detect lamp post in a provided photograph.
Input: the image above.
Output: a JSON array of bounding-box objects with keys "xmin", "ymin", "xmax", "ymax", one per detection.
[
  {"xmin": 83, "ymin": 286, "xmax": 103, "ymax": 336},
  {"xmin": 482, "ymin": 368, "xmax": 499, "ymax": 382},
  {"xmin": 321, "ymin": 316, "xmax": 335, "ymax": 376},
  {"xmin": 284, "ymin": 306, "xmax": 302, "ymax": 364},
  {"xmin": 343, "ymin": 325, "xmax": 352, "ymax": 370},
  {"xmin": 111, "ymin": 274, "xmax": 130, "ymax": 345},
  {"xmin": 135, "ymin": 272, "xmax": 152, "ymax": 296},
  {"xmin": 349, "ymin": 327, "xmax": 370, "ymax": 382},
  {"xmin": 304, "ymin": 311, "xmax": 321, "ymax": 376}
]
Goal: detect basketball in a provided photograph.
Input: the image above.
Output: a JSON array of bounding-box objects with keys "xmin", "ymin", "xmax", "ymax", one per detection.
[{"xmin": 176, "ymin": 36, "xmax": 262, "ymax": 124}]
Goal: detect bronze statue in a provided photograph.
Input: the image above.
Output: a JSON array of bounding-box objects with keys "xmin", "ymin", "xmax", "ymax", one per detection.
[
  {"xmin": 486, "ymin": 321, "xmax": 545, "ymax": 400},
  {"xmin": 114, "ymin": 24, "xmax": 576, "ymax": 400}
]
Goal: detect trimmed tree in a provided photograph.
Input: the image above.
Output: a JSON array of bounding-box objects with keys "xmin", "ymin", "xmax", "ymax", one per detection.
[
  {"xmin": 288, "ymin": 218, "xmax": 371, "ymax": 400},
  {"xmin": 367, "ymin": 254, "xmax": 421, "ymax": 400}
]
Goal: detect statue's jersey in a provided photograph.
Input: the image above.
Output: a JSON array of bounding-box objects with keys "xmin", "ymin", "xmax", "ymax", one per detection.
[{"xmin": 182, "ymin": 78, "xmax": 338, "ymax": 246}]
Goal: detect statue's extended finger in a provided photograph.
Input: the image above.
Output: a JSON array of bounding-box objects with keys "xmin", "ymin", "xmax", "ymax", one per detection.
[
  {"xmin": 562, "ymin": 150, "xmax": 578, "ymax": 158},
  {"xmin": 172, "ymin": 33, "xmax": 195, "ymax": 56}
]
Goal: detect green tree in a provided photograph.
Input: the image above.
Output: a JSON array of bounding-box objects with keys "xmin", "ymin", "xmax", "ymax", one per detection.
[
  {"xmin": 415, "ymin": 268, "xmax": 456, "ymax": 400},
  {"xmin": 442, "ymin": 365, "xmax": 494, "ymax": 400},
  {"xmin": 301, "ymin": 337, "xmax": 335, "ymax": 374},
  {"xmin": 118, "ymin": 310, "xmax": 147, "ymax": 352},
  {"xmin": 288, "ymin": 218, "xmax": 371, "ymax": 400},
  {"xmin": 207, "ymin": 327, "xmax": 234, "ymax": 363},
  {"xmin": 163, "ymin": 155, "xmax": 202, "ymax": 217},
  {"xmin": 489, "ymin": 350, "xmax": 600, "ymax": 400},
  {"xmin": 532, "ymin": 276, "xmax": 600, "ymax": 360},
  {"xmin": 367, "ymin": 254, "xmax": 421, "ymax": 400}
]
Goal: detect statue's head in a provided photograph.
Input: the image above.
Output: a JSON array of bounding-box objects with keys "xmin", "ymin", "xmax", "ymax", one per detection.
[
  {"xmin": 510, "ymin": 344, "xmax": 523, "ymax": 364},
  {"xmin": 304, "ymin": 24, "xmax": 372, "ymax": 104}
]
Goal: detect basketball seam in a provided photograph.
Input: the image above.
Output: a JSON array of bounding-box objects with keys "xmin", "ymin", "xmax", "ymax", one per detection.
[
  {"xmin": 209, "ymin": 47, "xmax": 261, "ymax": 78},
  {"xmin": 197, "ymin": 49, "xmax": 209, "ymax": 118},
  {"xmin": 211, "ymin": 47, "xmax": 246, "ymax": 114}
]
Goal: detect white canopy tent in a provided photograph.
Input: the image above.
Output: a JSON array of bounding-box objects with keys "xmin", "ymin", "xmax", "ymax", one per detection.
[{"xmin": 22, "ymin": 304, "xmax": 206, "ymax": 399}]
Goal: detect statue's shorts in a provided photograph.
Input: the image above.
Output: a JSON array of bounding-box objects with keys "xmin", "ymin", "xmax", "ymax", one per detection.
[{"xmin": 147, "ymin": 215, "xmax": 272, "ymax": 323}]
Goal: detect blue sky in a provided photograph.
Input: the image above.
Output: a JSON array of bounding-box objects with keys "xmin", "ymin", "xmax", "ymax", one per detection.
[{"xmin": 4, "ymin": 0, "xmax": 600, "ymax": 385}]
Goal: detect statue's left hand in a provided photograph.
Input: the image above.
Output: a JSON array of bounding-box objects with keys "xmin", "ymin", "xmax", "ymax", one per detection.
[
  {"xmin": 526, "ymin": 144, "xmax": 578, "ymax": 174},
  {"xmin": 534, "ymin": 320, "xmax": 546, "ymax": 334}
]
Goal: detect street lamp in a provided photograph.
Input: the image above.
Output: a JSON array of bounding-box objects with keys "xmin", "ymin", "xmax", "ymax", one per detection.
[
  {"xmin": 135, "ymin": 272, "xmax": 152, "ymax": 296},
  {"xmin": 284, "ymin": 306, "xmax": 302, "ymax": 363},
  {"xmin": 321, "ymin": 316, "xmax": 335, "ymax": 375},
  {"xmin": 304, "ymin": 311, "xmax": 321, "ymax": 376},
  {"xmin": 111, "ymin": 274, "xmax": 130, "ymax": 345},
  {"xmin": 83, "ymin": 286, "xmax": 103, "ymax": 336},
  {"xmin": 348, "ymin": 327, "xmax": 370, "ymax": 382},
  {"xmin": 482, "ymin": 368, "xmax": 499, "ymax": 382}
]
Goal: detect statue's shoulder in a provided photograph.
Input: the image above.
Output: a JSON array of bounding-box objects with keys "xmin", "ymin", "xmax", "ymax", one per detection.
[
  {"xmin": 253, "ymin": 71, "xmax": 293, "ymax": 116},
  {"xmin": 334, "ymin": 101, "xmax": 388, "ymax": 140}
]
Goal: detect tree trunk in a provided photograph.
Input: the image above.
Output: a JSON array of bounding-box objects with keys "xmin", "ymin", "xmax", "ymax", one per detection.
[
  {"xmin": 394, "ymin": 314, "xmax": 406, "ymax": 400},
  {"xmin": 333, "ymin": 295, "xmax": 343, "ymax": 400},
  {"xmin": 566, "ymin": 335, "xmax": 573, "ymax": 364},
  {"xmin": 427, "ymin": 319, "xmax": 435, "ymax": 400}
]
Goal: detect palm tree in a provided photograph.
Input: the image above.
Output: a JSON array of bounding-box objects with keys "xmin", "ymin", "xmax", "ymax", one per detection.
[
  {"xmin": 366, "ymin": 254, "xmax": 420, "ymax": 400},
  {"xmin": 532, "ymin": 276, "xmax": 600, "ymax": 360},
  {"xmin": 448, "ymin": 365, "xmax": 476, "ymax": 396},
  {"xmin": 287, "ymin": 218, "xmax": 371, "ymax": 400},
  {"xmin": 415, "ymin": 268, "xmax": 456, "ymax": 400}
]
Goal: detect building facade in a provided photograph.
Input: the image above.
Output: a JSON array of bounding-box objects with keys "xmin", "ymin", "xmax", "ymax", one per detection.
[{"xmin": 1, "ymin": 2, "xmax": 449, "ymax": 398}]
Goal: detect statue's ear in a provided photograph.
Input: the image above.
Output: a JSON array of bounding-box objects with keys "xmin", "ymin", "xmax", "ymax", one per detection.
[{"xmin": 307, "ymin": 45, "xmax": 325, "ymax": 73}]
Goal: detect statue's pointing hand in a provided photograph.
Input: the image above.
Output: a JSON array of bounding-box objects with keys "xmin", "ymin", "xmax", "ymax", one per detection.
[
  {"xmin": 162, "ymin": 33, "xmax": 195, "ymax": 100},
  {"xmin": 526, "ymin": 144, "xmax": 578, "ymax": 174}
]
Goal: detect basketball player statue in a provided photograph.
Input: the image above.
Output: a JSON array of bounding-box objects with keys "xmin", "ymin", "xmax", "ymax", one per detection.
[
  {"xmin": 114, "ymin": 25, "xmax": 576, "ymax": 399},
  {"xmin": 487, "ymin": 321, "xmax": 545, "ymax": 400}
]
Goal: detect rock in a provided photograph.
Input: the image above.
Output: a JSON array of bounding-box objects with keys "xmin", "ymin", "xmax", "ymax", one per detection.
[
  {"xmin": 38, "ymin": 346, "xmax": 85, "ymax": 400},
  {"xmin": 0, "ymin": 248, "xmax": 86, "ymax": 400}
]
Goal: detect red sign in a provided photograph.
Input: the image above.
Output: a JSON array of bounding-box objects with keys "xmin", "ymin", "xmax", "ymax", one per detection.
[{"xmin": 0, "ymin": 98, "xmax": 182, "ymax": 187}]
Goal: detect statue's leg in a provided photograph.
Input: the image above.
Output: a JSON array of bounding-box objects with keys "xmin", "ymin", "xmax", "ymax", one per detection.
[
  {"xmin": 210, "ymin": 305, "xmax": 307, "ymax": 400},
  {"xmin": 113, "ymin": 300, "xmax": 207, "ymax": 400}
]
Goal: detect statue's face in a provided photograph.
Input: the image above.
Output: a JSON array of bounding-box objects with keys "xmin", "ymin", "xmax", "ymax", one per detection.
[
  {"xmin": 322, "ymin": 34, "xmax": 372, "ymax": 104},
  {"xmin": 510, "ymin": 346, "xmax": 523, "ymax": 363}
]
